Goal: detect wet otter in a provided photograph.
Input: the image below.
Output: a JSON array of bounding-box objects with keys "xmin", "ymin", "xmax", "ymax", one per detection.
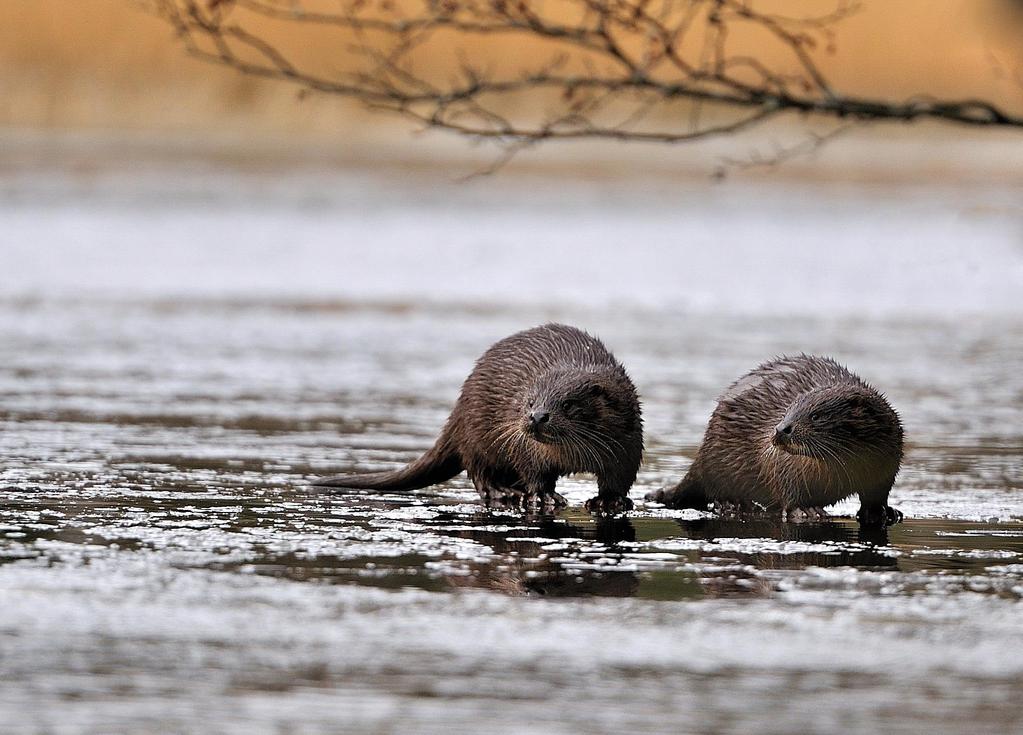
[
  {"xmin": 647, "ymin": 355, "xmax": 903, "ymax": 527},
  {"xmin": 314, "ymin": 323, "xmax": 643, "ymax": 515}
]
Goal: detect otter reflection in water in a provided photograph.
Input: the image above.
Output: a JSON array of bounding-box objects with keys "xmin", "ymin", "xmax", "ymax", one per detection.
[
  {"xmin": 313, "ymin": 324, "xmax": 643, "ymax": 515},
  {"xmin": 675, "ymin": 517, "xmax": 899, "ymax": 570},
  {"xmin": 444, "ymin": 515, "xmax": 641, "ymax": 597},
  {"xmin": 649, "ymin": 355, "xmax": 904, "ymax": 527}
]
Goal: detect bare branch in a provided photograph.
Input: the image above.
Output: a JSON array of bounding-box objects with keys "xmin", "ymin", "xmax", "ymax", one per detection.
[
  {"xmin": 715, "ymin": 122, "xmax": 854, "ymax": 177},
  {"xmin": 146, "ymin": 0, "xmax": 1023, "ymax": 168}
]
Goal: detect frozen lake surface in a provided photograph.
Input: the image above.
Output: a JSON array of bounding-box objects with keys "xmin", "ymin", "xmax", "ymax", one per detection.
[{"xmin": 1, "ymin": 142, "xmax": 1022, "ymax": 733}]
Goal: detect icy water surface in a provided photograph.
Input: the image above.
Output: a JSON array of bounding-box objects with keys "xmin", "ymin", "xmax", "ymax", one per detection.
[{"xmin": 1, "ymin": 146, "xmax": 1023, "ymax": 733}]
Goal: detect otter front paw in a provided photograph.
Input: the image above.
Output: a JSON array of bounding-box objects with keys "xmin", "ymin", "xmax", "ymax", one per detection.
[
  {"xmin": 856, "ymin": 504, "xmax": 903, "ymax": 527},
  {"xmin": 585, "ymin": 494, "xmax": 634, "ymax": 516}
]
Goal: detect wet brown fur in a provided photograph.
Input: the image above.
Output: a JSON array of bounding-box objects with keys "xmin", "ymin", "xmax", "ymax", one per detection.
[
  {"xmin": 314, "ymin": 324, "xmax": 643, "ymax": 514},
  {"xmin": 648, "ymin": 355, "xmax": 903, "ymax": 527}
]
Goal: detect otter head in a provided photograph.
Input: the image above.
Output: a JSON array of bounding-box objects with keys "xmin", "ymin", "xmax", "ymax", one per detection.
[
  {"xmin": 521, "ymin": 370, "xmax": 624, "ymax": 448},
  {"xmin": 772, "ymin": 384, "xmax": 900, "ymax": 462}
]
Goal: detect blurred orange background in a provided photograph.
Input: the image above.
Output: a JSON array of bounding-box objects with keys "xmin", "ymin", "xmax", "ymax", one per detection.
[{"xmin": 2, "ymin": 0, "xmax": 1021, "ymax": 141}]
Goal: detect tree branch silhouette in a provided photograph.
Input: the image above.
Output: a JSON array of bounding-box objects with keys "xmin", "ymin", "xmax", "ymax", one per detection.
[{"xmin": 149, "ymin": 0, "xmax": 1023, "ymax": 162}]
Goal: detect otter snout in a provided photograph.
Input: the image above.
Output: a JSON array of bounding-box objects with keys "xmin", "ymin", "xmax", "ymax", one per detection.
[
  {"xmin": 525, "ymin": 409, "xmax": 552, "ymax": 440},
  {"xmin": 773, "ymin": 421, "xmax": 794, "ymax": 447},
  {"xmin": 528, "ymin": 409, "xmax": 550, "ymax": 428}
]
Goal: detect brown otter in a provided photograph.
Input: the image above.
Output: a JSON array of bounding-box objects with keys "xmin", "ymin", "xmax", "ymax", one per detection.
[
  {"xmin": 647, "ymin": 355, "xmax": 903, "ymax": 527},
  {"xmin": 314, "ymin": 323, "xmax": 643, "ymax": 515}
]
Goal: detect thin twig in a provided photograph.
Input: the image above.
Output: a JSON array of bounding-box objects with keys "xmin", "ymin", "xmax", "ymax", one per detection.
[{"xmin": 144, "ymin": 0, "xmax": 1023, "ymax": 174}]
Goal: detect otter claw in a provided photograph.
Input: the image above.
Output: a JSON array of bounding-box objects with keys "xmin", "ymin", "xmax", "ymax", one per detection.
[
  {"xmin": 784, "ymin": 506, "xmax": 830, "ymax": 522},
  {"xmin": 483, "ymin": 488, "xmax": 523, "ymax": 510},
  {"xmin": 483, "ymin": 487, "xmax": 568, "ymax": 514},
  {"xmin": 585, "ymin": 495, "xmax": 634, "ymax": 516}
]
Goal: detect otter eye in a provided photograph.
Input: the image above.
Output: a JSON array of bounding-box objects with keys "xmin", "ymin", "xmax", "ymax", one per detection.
[
  {"xmin": 809, "ymin": 411, "xmax": 821, "ymax": 422},
  {"xmin": 561, "ymin": 398, "xmax": 578, "ymax": 411}
]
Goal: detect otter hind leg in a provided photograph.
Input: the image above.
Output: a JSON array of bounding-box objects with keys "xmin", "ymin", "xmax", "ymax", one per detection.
[
  {"xmin": 717, "ymin": 499, "xmax": 749, "ymax": 517},
  {"xmin": 472, "ymin": 471, "xmax": 566, "ymax": 514},
  {"xmin": 471, "ymin": 470, "xmax": 523, "ymax": 510},
  {"xmin": 480, "ymin": 485, "xmax": 527, "ymax": 511},
  {"xmin": 645, "ymin": 473, "xmax": 709, "ymax": 511},
  {"xmin": 528, "ymin": 475, "xmax": 567, "ymax": 514},
  {"xmin": 784, "ymin": 506, "xmax": 831, "ymax": 522}
]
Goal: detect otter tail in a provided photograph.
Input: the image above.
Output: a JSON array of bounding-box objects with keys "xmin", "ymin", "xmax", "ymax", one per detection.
[
  {"xmin": 312, "ymin": 436, "xmax": 462, "ymax": 492},
  {"xmin": 644, "ymin": 470, "xmax": 709, "ymax": 510}
]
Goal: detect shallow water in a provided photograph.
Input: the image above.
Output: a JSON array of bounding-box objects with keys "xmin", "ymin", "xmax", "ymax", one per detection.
[{"xmin": 1, "ymin": 146, "xmax": 1022, "ymax": 733}]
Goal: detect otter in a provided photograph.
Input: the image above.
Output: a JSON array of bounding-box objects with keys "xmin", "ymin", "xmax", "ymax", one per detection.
[
  {"xmin": 647, "ymin": 355, "xmax": 903, "ymax": 527},
  {"xmin": 314, "ymin": 323, "xmax": 643, "ymax": 515}
]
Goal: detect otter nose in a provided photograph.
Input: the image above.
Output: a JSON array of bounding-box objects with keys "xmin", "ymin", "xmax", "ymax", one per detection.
[
  {"xmin": 529, "ymin": 410, "xmax": 550, "ymax": 427},
  {"xmin": 774, "ymin": 423, "xmax": 793, "ymax": 443}
]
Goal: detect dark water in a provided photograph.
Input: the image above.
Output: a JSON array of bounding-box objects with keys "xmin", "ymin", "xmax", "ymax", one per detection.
[{"xmin": 1, "ymin": 148, "xmax": 1022, "ymax": 733}]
